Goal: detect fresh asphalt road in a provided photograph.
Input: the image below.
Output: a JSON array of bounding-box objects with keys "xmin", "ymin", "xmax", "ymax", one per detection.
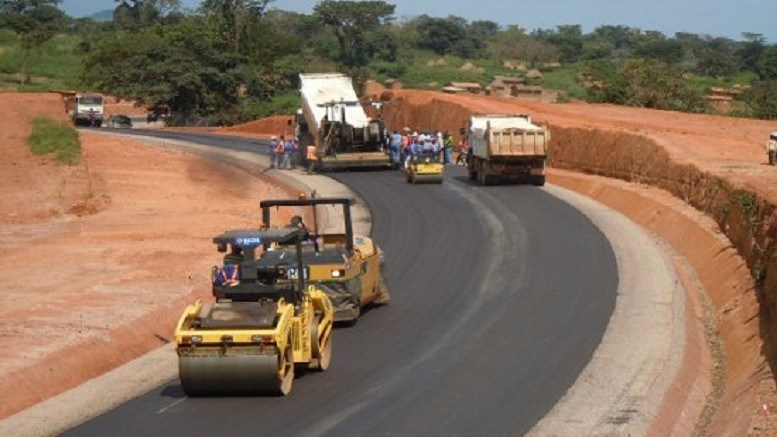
[{"xmin": 66, "ymin": 129, "xmax": 617, "ymax": 436}]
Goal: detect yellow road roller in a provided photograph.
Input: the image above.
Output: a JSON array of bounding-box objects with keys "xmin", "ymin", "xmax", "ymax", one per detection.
[
  {"xmin": 174, "ymin": 227, "xmax": 333, "ymax": 396},
  {"xmin": 260, "ymin": 197, "xmax": 390, "ymax": 322},
  {"xmin": 405, "ymin": 152, "xmax": 444, "ymax": 184}
]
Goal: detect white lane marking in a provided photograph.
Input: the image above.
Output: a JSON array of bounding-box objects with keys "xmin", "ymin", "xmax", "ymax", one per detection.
[{"xmin": 156, "ymin": 397, "xmax": 187, "ymax": 414}]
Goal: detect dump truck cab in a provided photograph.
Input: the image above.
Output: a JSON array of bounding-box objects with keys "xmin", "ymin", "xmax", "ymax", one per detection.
[
  {"xmin": 174, "ymin": 227, "xmax": 334, "ymax": 396},
  {"xmin": 260, "ymin": 197, "xmax": 390, "ymax": 322}
]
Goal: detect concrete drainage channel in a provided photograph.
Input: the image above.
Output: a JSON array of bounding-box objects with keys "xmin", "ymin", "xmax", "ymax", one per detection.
[{"xmin": 0, "ymin": 131, "xmax": 697, "ymax": 436}]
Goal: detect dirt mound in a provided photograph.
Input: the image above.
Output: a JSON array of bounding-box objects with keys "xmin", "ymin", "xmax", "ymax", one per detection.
[
  {"xmin": 0, "ymin": 97, "xmax": 296, "ymax": 418},
  {"xmin": 382, "ymin": 89, "xmax": 777, "ymax": 435},
  {"xmin": 0, "ymin": 93, "xmax": 103, "ymax": 225},
  {"xmin": 221, "ymin": 114, "xmax": 295, "ymax": 137}
]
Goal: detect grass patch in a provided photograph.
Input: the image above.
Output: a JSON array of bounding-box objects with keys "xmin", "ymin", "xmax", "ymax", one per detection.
[
  {"xmin": 0, "ymin": 32, "xmax": 84, "ymax": 91},
  {"xmin": 28, "ymin": 116, "xmax": 80, "ymax": 165}
]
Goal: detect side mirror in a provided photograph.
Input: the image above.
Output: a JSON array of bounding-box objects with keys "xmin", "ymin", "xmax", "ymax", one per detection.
[{"xmin": 217, "ymin": 243, "xmax": 227, "ymax": 253}]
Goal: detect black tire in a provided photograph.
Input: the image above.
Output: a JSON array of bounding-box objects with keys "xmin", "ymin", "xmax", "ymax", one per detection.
[
  {"xmin": 532, "ymin": 175, "xmax": 546, "ymax": 186},
  {"xmin": 477, "ymin": 166, "xmax": 488, "ymax": 186}
]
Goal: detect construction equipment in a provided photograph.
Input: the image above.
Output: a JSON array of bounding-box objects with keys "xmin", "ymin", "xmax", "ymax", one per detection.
[
  {"xmin": 405, "ymin": 151, "xmax": 444, "ymax": 184},
  {"xmin": 296, "ymin": 73, "xmax": 392, "ymax": 171},
  {"xmin": 466, "ymin": 114, "xmax": 549, "ymax": 186},
  {"xmin": 260, "ymin": 197, "xmax": 390, "ymax": 322},
  {"xmin": 174, "ymin": 227, "xmax": 334, "ymax": 396}
]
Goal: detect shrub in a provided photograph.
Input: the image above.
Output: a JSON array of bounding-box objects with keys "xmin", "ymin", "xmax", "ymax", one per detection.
[{"xmin": 28, "ymin": 116, "xmax": 80, "ymax": 165}]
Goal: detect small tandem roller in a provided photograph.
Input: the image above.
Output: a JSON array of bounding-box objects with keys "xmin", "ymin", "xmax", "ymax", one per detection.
[
  {"xmin": 405, "ymin": 152, "xmax": 444, "ymax": 184},
  {"xmin": 174, "ymin": 227, "xmax": 334, "ymax": 396}
]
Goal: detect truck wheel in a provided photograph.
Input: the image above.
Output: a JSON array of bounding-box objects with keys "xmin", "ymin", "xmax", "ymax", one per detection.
[{"xmin": 477, "ymin": 167, "xmax": 488, "ymax": 186}]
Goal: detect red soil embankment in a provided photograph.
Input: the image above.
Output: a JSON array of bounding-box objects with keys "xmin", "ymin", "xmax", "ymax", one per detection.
[{"xmin": 0, "ymin": 93, "xmax": 296, "ymax": 418}]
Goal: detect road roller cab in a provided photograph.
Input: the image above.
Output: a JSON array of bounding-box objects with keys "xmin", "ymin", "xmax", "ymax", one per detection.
[
  {"xmin": 405, "ymin": 151, "xmax": 444, "ymax": 184},
  {"xmin": 173, "ymin": 227, "xmax": 334, "ymax": 396},
  {"xmin": 260, "ymin": 197, "xmax": 390, "ymax": 322}
]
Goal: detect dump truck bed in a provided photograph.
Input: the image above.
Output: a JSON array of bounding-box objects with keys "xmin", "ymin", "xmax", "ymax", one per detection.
[{"xmin": 470, "ymin": 115, "xmax": 549, "ymax": 160}]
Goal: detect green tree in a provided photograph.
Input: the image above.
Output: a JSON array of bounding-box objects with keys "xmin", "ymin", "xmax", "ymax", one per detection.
[
  {"xmin": 633, "ymin": 39, "xmax": 685, "ymax": 65},
  {"xmin": 756, "ymin": 46, "xmax": 777, "ymax": 81},
  {"xmin": 487, "ymin": 25, "xmax": 558, "ymax": 65},
  {"xmin": 81, "ymin": 18, "xmax": 264, "ymax": 124},
  {"xmin": 694, "ymin": 37, "xmax": 738, "ymax": 77},
  {"xmin": 113, "ymin": 0, "xmax": 181, "ymax": 32},
  {"xmin": 737, "ymin": 32, "xmax": 765, "ymax": 72},
  {"xmin": 0, "ymin": 0, "xmax": 65, "ymax": 85},
  {"xmin": 199, "ymin": 0, "xmax": 270, "ymax": 55},
  {"xmin": 743, "ymin": 80, "xmax": 777, "ymax": 119},
  {"xmin": 533, "ymin": 25, "xmax": 583, "ymax": 63},
  {"xmin": 582, "ymin": 58, "xmax": 705, "ymax": 112},
  {"xmin": 314, "ymin": 0, "xmax": 395, "ymax": 68}
]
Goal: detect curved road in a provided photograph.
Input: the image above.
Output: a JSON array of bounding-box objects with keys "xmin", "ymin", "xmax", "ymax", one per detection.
[{"xmin": 66, "ymin": 130, "xmax": 617, "ymax": 436}]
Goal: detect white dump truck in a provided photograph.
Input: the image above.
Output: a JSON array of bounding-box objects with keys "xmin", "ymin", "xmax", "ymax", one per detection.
[
  {"xmin": 69, "ymin": 93, "xmax": 104, "ymax": 127},
  {"xmin": 296, "ymin": 73, "xmax": 391, "ymax": 171},
  {"xmin": 466, "ymin": 114, "xmax": 549, "ymax": 186}
]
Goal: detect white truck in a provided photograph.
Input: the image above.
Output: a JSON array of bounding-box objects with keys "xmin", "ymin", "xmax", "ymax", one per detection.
[
  {"xmin": 466, "ymin": 114, "xmax": 549, "ymax": 186},
  {"xmin": 69, "ymin": 93, "xmax": 104, "ymax": 127},
  {"xmin": 296, "ymin": 73, "xmax": 391, "ymax": 171}
]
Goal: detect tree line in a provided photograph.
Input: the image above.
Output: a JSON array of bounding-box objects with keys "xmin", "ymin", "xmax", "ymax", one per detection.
[{"xmin": 2, "ymin": 0, "xmax": 776, "ymax": 123}]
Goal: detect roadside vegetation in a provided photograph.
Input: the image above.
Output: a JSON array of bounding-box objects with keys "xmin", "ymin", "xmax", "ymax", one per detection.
[
  {"xmin": 1, "ymin": 0, "xmax": 776, "ymax": 124},
  {"xmin": 28, "ymin": 115, "xmax": 81, "ymax": 165}
]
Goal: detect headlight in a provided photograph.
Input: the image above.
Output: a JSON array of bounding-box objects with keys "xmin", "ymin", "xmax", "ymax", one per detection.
[
  {"xmin": 191, "ymin": 335, "xmax": 202, "ymax": 343},
  {"xmin": 331, "ymin": 269, "xmax": 345, "ymax": 278}
]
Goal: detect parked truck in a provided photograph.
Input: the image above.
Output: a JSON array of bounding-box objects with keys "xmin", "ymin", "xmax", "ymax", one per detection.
[
  {"xmin": 466, "ymin": 114, "xmax": 549, "ymax": 186},
  {"xmin": 68, "ymin": 93, "xmax": 104, "ymax": 127},
  {"xmin": 296, "ymin": 73, "xmax": 391, "ymax": 171}
]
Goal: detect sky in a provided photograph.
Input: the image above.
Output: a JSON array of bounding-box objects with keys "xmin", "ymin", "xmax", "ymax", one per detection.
[{"xmin": 60, "ymin": 0, "xmax": 777, "ymax": 43}]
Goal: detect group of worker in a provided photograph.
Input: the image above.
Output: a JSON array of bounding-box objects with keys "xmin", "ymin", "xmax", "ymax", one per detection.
[
  {"xmin": 269, "ymin": 135, "xmax": 300, "ymax": 169},
  {"xmin": 388, "ymin": 129, "xmax": 457, "ymax": 166}
]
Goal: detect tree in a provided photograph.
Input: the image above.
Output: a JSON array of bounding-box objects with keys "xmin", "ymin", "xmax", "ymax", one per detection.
[
  {"xmin": 756, "ymin": 46, "xmax": 777, "ymax": 81},
  {"xmin": 199, "ymin": 0, "xmax": 270, "ymax": 55},
  {"xmin": 737, "ymin": 32, "xmax": 765, "ymax": 72},
  {"xmin": 487, "ymin": 25, "xmax": 558, "ymax": 65},
  {"xmin": 633, "ymin": 39, "xmax": 685, "ymax": 65},
  {"xmin": 314, "ymin": 0, "xmax": 395, "ymax": 68},
  {"xmin": 113, "ymin": 0, "xmax": 181, "ymax": 31},
  {"xmin": 743, "ymin": 80, "xmax": 777, "ymax": 120},
  {"xmin": 582, "ymin": 58, "xmax": 705, "ymax": 112},
  {"xmin": 0, "ymin": 0, "xmax": 64, "ymax": 85},
  {"xmin": 533, "ymin": 25, "xmax": 583, "ymax": 63}
]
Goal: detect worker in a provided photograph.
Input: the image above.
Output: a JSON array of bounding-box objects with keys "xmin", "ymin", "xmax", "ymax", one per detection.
[
  {"xmin": 390, "ymin": 130, "xmax": 402, "ymax": 165},
  {"xmin": 306, "ymin": 145, "xmax": 317, "ymax": 173},
  {"xmin": 269, "ymin": 136, "xmax": 278, "ymax": 169},
  {"xmin": 425, "ymin": 136, "xmax": 439, "ymax": 160},
  {"xmin": 276, "ymin": 135, "xmax": 286, "ymax": 169},
  {"xmin": 290, "ymin": 137, "xmax": 299, "ymax": 170},
  {"xmin": 443, "ymin": 131, "xmax": 454, "ymax": 164},
  {"xmin": 282, "ymin": 136, "xmax": 294, "ymax": 169},
  {"xmin": 223, "ymin": 245, "xmax": 243, "ymax": 265},
  {"xmin": 768, "ymin": 132, "xmax": 777, "ymax": 166},
  {"xmin": 456, "ymin": 135, "xmax": 469, "ymax": 166}
]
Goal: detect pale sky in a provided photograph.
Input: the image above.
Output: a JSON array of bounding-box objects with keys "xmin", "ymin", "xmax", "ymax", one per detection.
[{"xmin": 60, "ymin": 0, "xmax": 777, "ymax": 42}]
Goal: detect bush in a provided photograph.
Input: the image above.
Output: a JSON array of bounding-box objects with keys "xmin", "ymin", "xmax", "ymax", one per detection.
[{"xmin": 28, "ymin": 116, "xmax": 80, "ymax": 165}]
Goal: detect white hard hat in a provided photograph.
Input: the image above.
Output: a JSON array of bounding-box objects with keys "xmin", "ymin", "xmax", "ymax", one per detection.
[{"xmin": 271, "ymin": 135, "xmax": 277, "ymax": 140}]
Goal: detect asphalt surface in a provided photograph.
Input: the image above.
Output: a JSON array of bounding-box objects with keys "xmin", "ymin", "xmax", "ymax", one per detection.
[{"xmin": 65, "ymin": 129, "xmax": 617, "ymax": 436}]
